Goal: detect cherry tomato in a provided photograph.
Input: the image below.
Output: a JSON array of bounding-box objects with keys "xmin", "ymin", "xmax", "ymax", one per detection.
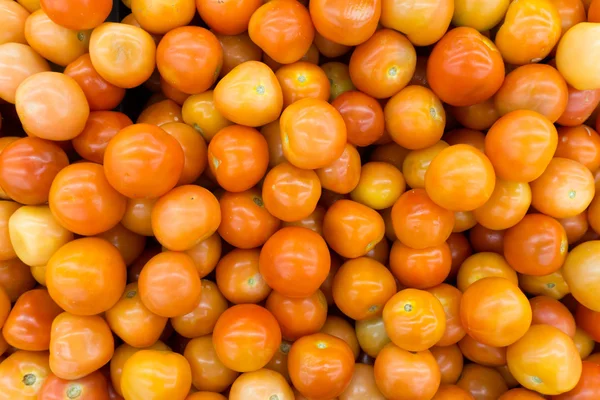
[
  {"xmin": 555, "ymin": 125, "xmax": 600, "ymax": 172},
  {"xmin": 131, "ymin": 0, "xmax": 194, "ymax": 34},
  {"xmin": 316, "ymin": 144, "xmax": 362, "ymax": 195},
  {"xmin": 216, "ymin": 32, "xmax": 262, "ymax": 78},
  {"xmin": 452, "ymin": 98, "xmax": 500, "ymax": 131},
  {"xmin": 530, "ymin": 296, "xmax": 575, "ymax": 338},
  {"xmin": 266, "ymin": 290, "xmax": 328, "ymax": 341},
  {"xmin": 260, "ymin": 120, "xmax": 285, "ymax": 168},
  {"xmin": 320, "ymin": 316, "xmax": 360, "ymax": 360},
  {"xmin": 432, "ymin": 384, "xmax": 475, "ymax": 400},
  {"xmin": 161, "ymin": 122, "xmax": 208, "ymax": 185},
  {"xmin": 121, "ymin": 198, "xmax": 156, "ymax": 237},
  {"xmin": 427, "ymin": 284, "xmax": 466, "ymax": 346},
  {"xmin": 275, "ymin": 62, "xmax": 330, "ymax": 108},
  {"xmin": 331, "ymin": 91, "xmax": 384, "ymax": 147},
  {"xmin": 184, "ymin": 335, "xmax": 239, "ymax": 393},
  {"xmin": 452, "ymin": 0, "xmax": 509, "ymax": 31},
  {"xmin": 402, "ymin": 141, "xmax": 449, "ymax": 189},
  {"xmin": 551, "ymin": 360, "xmax": 600, "ymax": 400},
  {"xmin": 322, "ymin": 62, "xmax": 355, "ymax": 101},
  {"xmin": 0, "ymin": 201, "xmax": 20, "ymax": 261},
  {"xmin": 215, "ymin": 248, "xmax": 271, "ymax": 304},
  {"xmin": 0, "ymin": 350, "xmax": 50, "ymax": 400},
  {"xmin": 172, "ymin": 280, "xmax": 228, "ymax": 339},
  {"xmin": 355, "ymin": 316, "xmax": 391, "ymax": 358},
  {"xmin": 309, "ymin": 0, "xmax": 380, "ymax": 46},
  {"xmin": 456, "ymin": 252, "xmax": 518, "ymax": 293},
  {"xmin": 351, "ymin": 162, "xmax": 405, "ymax": 210},
  {"xmin": 557, "ymin": 87, "xmax": 600, "ymax": 127},
  {"xmin": 473, "ymin": 180, "xmax": 531, "ymax": 231},
  {"xmin": 389, "ymin": 241, "xmax": 452, "ymax": 289}
]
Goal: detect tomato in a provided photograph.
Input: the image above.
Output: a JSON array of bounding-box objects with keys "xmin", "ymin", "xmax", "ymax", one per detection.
[
  {"xmin": 443, "ymin": 129, "xmax": 485, "ymax": 152},
  {"xmin": 433, "ymin": 385, "xmax": 475, "ymax": 400},
  {"xmin": 214, "ymin": 61, "xmax": 282, "ymax": 127},
  {"xmin": 71, "ymin": 111, "xmax": 132, "ymax": 164},
  {"xmin": 469, "ymin": 225, "xmax": 505, "ymax": 254},
  {"xmin": 370, "ymin": 142, "xmax": 410, "ymax": 171},
  {"xmin": 452, "ymin": 0, "xmax": 509, "ymax": 31},
  {"xmin": 131, "ymin": 0, "xmax": 194, "ymax": 34},
  {"xmin": 183, "ymin": 335, "xmax": 238, "ymax": 392},
  {"xmin": 430, "ymin": 345, "xmax": 464, "ymax": 384},
  {"xmin": 262, "ymin": 162, "xmax": 321, "ymax": 222},
  {"xmin": 499, "ymin": 389, "xmax": 545, "ymax": 399},
  {"xmin": 104, "ymin": 123, "xmax": 185, "ymax": 199},
  {"xmin": 349, "ymin": 30, "xmax": 416, "ymax": 99},
  {"xmin": 351, "ymin": 162, "xmax": 405, "ymax": 210},
  {"xmin": 551, "ymin": 361, "xmax": 600, "ymax": 400},
  {"xmin": 216, "ymin": 33, "xmax": 262, "ymax": 78},
  {"xmin": 0, "ymin": 286, "xmax": 8, "ymax": 330},
  {"xmin": 321, "ymin": 62, "xmax": 355, "ymax": 101},
  {"xmin": 24, "ymin": 10, "xmax": 90, "ymax": 66},
  {"xmin": 260, "ymin": 120, "xmax": 285, "ymax": 168},
  {"xmin": 389, "ymin": 241, "xmax": 452, "ymax": 289},
  {"xmin": 461, "ymin": 277, "xmax": 532, "ymax": 347},
  {"xmin": 309, "ymin": 0, "xmax": 380, "ymax": 46},
  {"xmin": 330, "ymin": 92, "xmax": 383, "ymax": 147},
  {"xmin": 0, "ymin": 201, "xmax": 20, "ymax": 261},
  {"xmin": 473, "ymin": 180, "xmax": 531, "ymax": 232},
  {"xmin": 332, "ymin": 257, "xmax": 396, "ymax": 321},
  {"xmin": 0, "ymin": 350, "xmax": 50, "ymax": 400},
  {"xmin": 275, "ymin": 62, "xmax": 330, "ymax": 108},
  {"xmin": 355, "ymin": 316, "xmax": 390, "ymax": 358},
  {"xmin": 40, "ymin": 0, "xmax": 111, "ymax": 30},
  {"xmin": 160, "ymin": 77, "xmax": 190, "ymax": 106},
  {"xmin": 170, "ymin": 280, "xmax": 226, "ymax": 339},
  {"xmin": 384, "ymin": 86, "xmax": 445, "ymax": 150},
  {"xmin": 316, "ymin": 144, "xmax": 362, "ymax": 195},
  {"xmin": 495, "ymin": 0, "xmax": 561, "ymax": 65},
  {"xmin": 402, "ymin": 141, "xmax": 449, "ymax": 189},
  {"xmin": 89, "ymin": 23, "xmax": 156, "ymax": 88},
  {"xmin": 288, "ymin": 333, "xmax": 355, "ymax": 400},
  {"xmin": 425, "ymin": 285, "xmax": 465, "ymax": 346},
  {"xmin": 138, "ymin": 251, "xmax": 201, "ymax": 318},
  {"xmin": 213, "ymin": 304, "xmax": 281, "ymax": 372},
  {"xmin": 338, "ymin": 363, "xmax": 384, "ymax": 399},
  {"xmin": 555, "ymin": 125, "xmax": 600, "ymax": 172},
  {"xmin": 447, "ymin": 233, "xmax": 473, "ymax": 279},
  {"xmin": 0, "ymin": 43, "xmax": 49, "ymax": 104},
  {"xmin": 530, "ymin": 296, "xmax": 576, "ymax": 338},
  {"xmin": 138, "ymin": 99, "xmax": 183, "ymax": 126},
  {"xmin": 267, "ymin": 290, "xmax": 327, "ymax": 341},
  {"xmin": 249, "ymin": 0, "xmax": 313, "ymax": 64},
  {"xmin": 2, "ymin": 289, "xmax": 61, "ymax": 351},
  {"xmin": 425, "ymin": 144, "xmax": 496, "ymax": 211},
  {"xmin": 456, "ymin": 364, "xmax": 509, "ymax": 400},
  {"xmin": 121, "ymin": 350, "xmax": 192, "ymax": 400},
  {"xmin": 427, "ymin": 27, "xmax": 504, "ymax": 107},
  {"xmin": 451, "ymin": 98, "xmax": 500, "ymax": 131},
  {"xmin": 229, "ymin": 369, "xmax": 294, "ymax": 400},
  {"xmin": 374, "ymin": 344, "xmax": 441, "ymax": 400},
  {"xmin": 559, "ymin": 211, "xmax": 589, "ymax": 245},
  {"xmin": 456, "ymin": 252, "xmax": 517, "ymax": 292},
  {"xmin": 0, "ymin": 0, "xmax": 28, "ymax": 45},
  {"xmin": 259, "ymin": 226, "xmax": 329, "ymax": 298},
  {"xmin": 196, "ymin": 0, "xmax": 261, "ymax": 36},
  {"xmin": 323, "ymin": 199, "xmax": 385, "ymax": 259},
  {"xmin": 181, "ymin": 91, "xmax": 232, "ymax": 142},
  {"xmin": 557, "ymin": 87, "xmax": 600, "ymax": 127},
  {"xmin": 556, "ymin": 23, "xmax": 600, "ymax": 90},
  {"xmin": 507, "ymin": 325, "xmax": 582, "ymax": 395},
  {"xmin": 380, "ymin": 0, "xmax": 453, "ymax": 46},
  {"xmin": 186, "ymin": 393, "xmax": 226, "ymax": 400},
  {"xmin": 458, "ymin": 334, "xmax": 506, "ymax": 367},
  {"xmin": 38, "ymin": 370, "xmax": 109, "ymax": 400},
  {"xmin": 0, "ymin": 257, "xmax": 36, "ymax": 302},
  {"xmin": 215, "ymin": 248, "xmax": 271, "ymax": 304},
  {"xmin": 121, "ymin": 198, "xmax": 156, "ymax": 237},
  {"xmin": 49, "ymin": 313, "xmax": 114, "ymax": 380},
  {"xmin": 314, "ymin": 31, "xmax": 350, "ymax": 58},
  {"xmin": 320, "ymin": 316, "xmax": 360, "ymax": 360},
  {"xmin": 264, "ymin": 340, "xmax": 292, "ymax": 382},
  {"xmin": 531, "ymin": 157, "xmax": 595, "ymax": 218}
]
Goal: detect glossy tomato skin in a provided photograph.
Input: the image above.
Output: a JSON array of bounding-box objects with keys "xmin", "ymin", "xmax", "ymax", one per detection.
[
  {"xmin": 309, "ymin": 0, "xmax": 380, "ymax": 46},
  {"xmin": 402, "ymin": 141, "xmax": 449, "ymax": 189},
  {"xmin": 551, "ymin": 360, "xmax": 600, "ymax": 400},
  {"xmin": 38, "ymin": 370, "xmax": 109, "ymax": 400},
  {"xmin": 430, "ymin": 345, "xmax": 464, "ymax": 385},
  {"xmin": 259, "ymin": 227, "xmax": 330, "ymax": 298},
  {"xmin": 340, "ymin": 363, "xmax": 386, "ymax": 400},
  {"xmin": 216, "ymin": 248, "xmax": 271, "ymax": 304},
  {"xmin": 555, "ymin": 125, "xmax": 600, "ymax": 171},
  {"xmin": 212, "ymin": 304, "xmax": 281, "ymax": 372},
  {"xmin": 389, "ymin": 241, "xmax": 452, "ymax": 289},
  {"xmin": 71, "ymin": 111, "xmax": 133, "ymax": 164},
  {"xmin": 137, "ymin": 99, "xmax": 183, "ymax": 126},
  {"xmin": 316, "ymin": 144, "xmax": 362, "ymax": 195},
  {"xmin": 0, "ymin": 1, "xmax": 28, "ymax": 45},
  {"xmin": 196, "ymin": 0, "xmax": 262, "ymax": 36},
  {"xmin": 427, "ymin": 27, "xmax": 504, "ymax": 107},
  {"xmin": 350, "ymin": 162, "xmax": 406, "ymax": 210},
  {"xmin": 331, "ymin": 91, "xmax": 384, "ymax": 147},
  {"xmin": 288, "ymin": 333, "xmax": 355, "ymax": 400},
  {"xmin": 184, "ymin": 335, "xmax": 239, "ymax": 393},
  {"xmin": 229, "ymin": 369, "xmax": 294, "ymax": 400},
  {"xmin": 530, "ymin": 296, "xmax": 576, "ymax": 337},
  {"xmin": 275, "ymin": 61, "xmax": 330, "ymax": 108},
  {"xmin": 266, "ymin": 290, "xmax": 328, "ymax": 341},
  {"xmin": 216, "ymin": 33, "xmax": 262, "ymax": 78},
  {"xmin": 428, "ymin": 284, "xmax": 466, "ymax": 346},
  {"xmin": 460, "ymin": 277, "xmax": 532, "ymax": 347},
  {"xmin": 2, "ymin": 289, "xmax": 62, "ymax": 351},
  {"xmin": 40, "ymin": 0, "xmax": 111, "ymax": 30},
  {"xmin": 457, "ymin": 364, "xmax": 508, "ymax": 400},
  {"xmin": 0, "ymin": 350, "xmax": 51, "ymax": 400},
  {"xmin": 507, "ymin": 325, "xmax": 582, "ymax": 395},
  {"xmin": 557, "ymin": 87, "xmax": 600, "ymax": 127},
  {"xmin": 563, "ymin": 241, "xmax": 600, "ymax": 311},
  {"xmin": 103, "ymin": 123, "xmax": 184, "ymax": 199},
  {"xmin": 49, "ymin": 162, "xmax": 127, "ymax": 236},
  {"xmin": 473, "ymin": 180, "xmax": 531, "ymax": 231},
  {"xmin": 49, "ymin": 313, "xmax": 114, "ymax": 380},
  {"xmin": 374, "ymin": 344, "xmax": 441, "ymax": 400},
  {"xmin": 171, "ymin": 280, "xmax": 227, "ymax": 339},
  {"xmin": 456, "ymin": 252, "xmax": 518, "ymax": 292},
  {"xmin": 485, "ymin": 110, "xmax": 558, "ymax": 182},
  {"xmin": 0, "ymin": 201, "xmax": 20, "ymax": 261},
  {"xmin": 0, "ymin": 137, "xmax": 69, "ymax": 205},
  {"xmin": 458, "ymin": 334, "xmax": 506, "ymax": 367},
  {"xmin": 0, "ymin": 42, "xmax": 50, "ymax": 104},
  {"xmin": 121, "ymin": 350, "xmax": 192, "ymax": 400},
  {"xmin": 556, "ymin": 23, "xmax": 600, "ymax": 90}
]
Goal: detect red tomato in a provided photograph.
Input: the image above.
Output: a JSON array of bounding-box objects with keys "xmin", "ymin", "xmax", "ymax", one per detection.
[
  {"xmin": 551, "ymin": 361, "xmax": 600, "ymax": 400},
  {"xmin": 389, "ymin": 241, "xmax": 452, "ymax": 289},
  {"xmin": 332, "ymin": 91, "xmax": 385, "ymax": 146},
  {"xmin": 71, "ymin": 111, "xmax": 132, "ymax": 164}
]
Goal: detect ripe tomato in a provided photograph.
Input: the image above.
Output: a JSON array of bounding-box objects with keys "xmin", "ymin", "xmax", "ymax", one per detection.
[
  {"xmin": 15, "ymin": 72, "xmax": 89, "ymax": 141},
  {"xmin": 137, "ymin": 99, "xmax": 183, "ymax": 126},
  {"xmin": 71, "ymin": 111, "xmax": 132, "ymax": 164},
  {"xmin": 215, "ymin": 248, "xmax": 271, "ymax": 304},
  {"xmin": 131, "ymin": 0, "xmax": 194, "ymax": 34},
  {"xmin": 384, "ymin": 85, "xmax": 446, "ymax": 150},
  {"xmin": 380, "ymin": 0, "xmax": 453, "ymax": 46},
  {"xmin": 181, "ymin": 91, "xmax": 232, "ymax": 142},
  {"xmin": 456, "ymin": 252, "xmax": 518, "ymax": 292},
  {"xmin": 443, "ymin": 129, "xmax": 485, "ymax": 152},
  {"xmin": 89, "ymin": 23, "xmax": 156, "ymax": 89},
  {"xmin": 0, "ymin": 43, "xmax": 50, "ymax": 104},
  {"xmin": 389, "ymin": 241, "xmax": 452, "ymax": 289},
  {"xmin": 473, "ymin": 180, "xmax": 531, "ymax": 231},
  {"xmin": 458, "ymin": 335, "xmax": 506, "ymax": 367},
  {"xmin": 339, "ymin": 363, "xmax": 385, "ymax": 400},
  {"xmin": 446, "ymin": 232, "xmax": 473, "ymax": 279},
  {"xmin": 374, "ymin": 344, "xmax": 441, "ymax": 400},
  {"xmin": 320, "ymin": 316, "xmax": 360, "ymax": 359},
  {"xmin": 402, "ymin": 141, "xmax": 449, "ymax": 189},
  {"xmin": 495, "ymin": 0, "xmax": 561, "ymax": 65},
  {"xmin": 349, "ymin": 29, "xmax": 416, "ymax": 99},
  {"xmin": 576, "ymin": 303, "xmax": 600, "ymax": 341},
  {"xmin": 49, "ymin": 162, "xmax": 127, "ymax": 236},
  {"xmin": 504, "ymin": 214, "xmax": 568, "ymax": 276},
  {"xmin": 38, "ymin": 370, "xmax": 109, "ymax": 400},
  {"xmin": 46, "ymin": 238, "xmax": 126, "ymax": 316},
  {"xmin": 469, "ymin": 224, "xmax": 505, "ymax": 254},
  {"xmin": 275, "ymin": 62, "xmax": 330, "ymax": 108},
  {"xmin": 187, "ymin": 393, "xmax": 226, "ymax": 400},
  {"xmin": 138, "ymin": 251, "xmax": 201, "ymax": 318},
  {"xmin": 196, "ymin": 0, "xmax": 262, "ymax": 36},
  {"xmin": 332, "ymin": 257, "xmax": 396, "ymax": 321},
  {"xmin": 0, "ymin": 0, "xmax": 28, "ymax": 45},
  {"xmin": 316, "ymin": 143, "xmax": 362, "ymax": 195},
  {"xmin": 559, "ymin": 211, "xmax": 589, "ymax": 244},
  {"xmin": 494, "ymin": 64, "xmax": 568, "ymax": 123},
  {"xmin": 531, "ymin": 157, "xmax": 595, "ymax": 218},
  {"xmin": 260, "ymin": 226, "xmax": 330, "ymax": 298},
  {"xmin": 519, "ymin": 269, "xmax": 570, "ymax": 300},
  {"xmin": 351, "ymin": 162, "xmax": 405, "ymax": 210},
  {"xmin": 288, "ymin": 333, "xmax": 355, "ymax": 400},
  {"xmin": 427, "ymin": 27, "xmax": 504, "ymax": 107},
  {"xmin": 322, "ymin": 62, "xmax": 355, "ymax": 101},
  {"xmin": 121, "ymin": 350, "xmax": 192, "ymax": 400},
  {"xmin": 323, "ymin": 199, "xmax": 385, "ymax": 259},
  {"xmin": 425, "ymin": 144, "xmax": 496, "ymax": 211},
  {"xmin": 557, "ymin": 86, "xmax": 600, "ymax": 127},
  {"xmin": 427, "ymin": 284, "xmax": 466, "ymax": 346},
  {"xmin": 171, "ymin": 280, "xmax": 227, "ymax": 339},
  {"xmin": 121, "ymin": 198, "xmax": 156, "ymax": 237},
  {"xmin": 550, "ymin": 360, "xmax": 600, "ymax": 399},
  {"xmin": 184, "ymin": 335, "xmax": 239, "ymax": 393},
  {"xmin": 229, "ymin": 369, "xmax": 294, "ymax": 400},
  {"xmin": 457, "ymin": 364, "xmax": 509, "ymax": 400},
  {"xmin": 103, "ymin": 123, "xmax": 184, "ymax": 199},
  {"xmin": 216, "ymin": 33, "xmax": 262, "ymax": 78},
  {"xmin": 314, "ymin": 31, "xmax": 350, "ymax": 58},
  {"xmin": 49, "ymin": 313, "xmax": 114, "ymax": 380},
  {"xmin": 555, "ymin": 125, "xmax": 600, "ymax": 172},
  {"xmin": 331, "ymin": 91, "xmax": 384, "ymax": 147},
  {"xmin": 249, "ymin": 0, "xmax": 314, "ymax": 64},
  {"xmin": 452, "ymin": 0, "xmax": 509, "ymax": 31},
  {"xmin": 0, "ymin": 350, "xmax": 50, "ymax": 400},
  {"xmin": 214, "ymin": 61, "xmax": 282, "ymax": 127},
  {"xmin": 2, "ymin": 289, "xmax": 61, "ymax": 351},
  {"xmin": 260, "ymin": 120, "xmax": 285, "ymax": 168},
  {"xmin": 160, "ymin": 122, "xmax": 208, "ymax": 185},
  {"xmin": 264, "ymin": 340, "xmax": 292, "ymax": 382},
  {"xmin": 460, "ymin": 277, "xmax": 532, "ymax": 347},
  {"xmin": 266, "ymin": 290, "xmax": 328, "ymax": 341},
  {"xmin": 157, "ymin": 27, "xmax": 222, "ymax": 95},
  {"xmin": 160, "ymin": 77, "xmax": 190, "ymax": 106},
  {"xmin": 40, "ymin": 0, "xmax": 111, "ymax": 30},
  {"xmin": 0, "ymin": 201, "xmax": 20, "ymax": 261},
  {"xmin": 556, "ymin": 23, "xmax": 600, "ymax": 90},
  {"xmin": 355, "ymin": 316, "xmax": 391, "ymax": 358},
  {"xmin": 430, "ymin": 344, "xmax": 464, "ymax": 384},
  {"xmin": 574, "ymin": 328, "xmax": 595, "ymax": 359},
  {"xmin": 212, "ymin": 304, "xmax": 281, "ymax": 372},
  {"xmin": 530, "ymin": 296, "xmax": 576, "ymax": 337},
  {"xmin": 451, "ymin": 99, "xmax": 500, "ymax": 131},
  {"xmin": 309, "ymin": 0, "xmax": 380, "ymax": 46},
  {"xmin": 0, "ymin": 286, "xmax": 8, "ymax": 330},
  {"xmin": 432, "ymin": 385, "xmax": 475, "ymax": 400},
  {"xmin": 507, "ymin": 325, "xmax": 582, "ymax": 395}
]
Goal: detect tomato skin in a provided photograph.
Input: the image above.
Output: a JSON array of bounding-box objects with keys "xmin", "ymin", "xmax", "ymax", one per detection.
[
  {"xmin": 331, "ymin": 91, "xmax": 384, "ymax": 147},
  {"xmin": 71, "ymin": 111, "xmax": 133, "ymax": 164},
  {"xmin": 452, "ymin": 98, "xmax": 500, "ymax": 131},
  {"xmin": 457, "ymin": 364, "xmax": 508, "ymax": 400},
  {"xmin": 452, "ymin": 0, "xmax": 509, "ymax": 31},
  {"xmin": 288, "ymin": 333, "xmax": 355, "ymax": 400},
  {"xmin": 374, "ymin": 344, "xmax": 441, "ymax": 400},
  {"xmin": 0, "ymin": 350, "xmax": 51, "ymax": 400},
  {"xmin": 316, "ymin": 144, "xmax": 362, "ymax": 195},
  {"xmin": 551, "ymin": 360, "xmax": 600, "ymax": 400},
  {"xmin": 171, "ymin": 280, "xmax": 227, "ymax": 339},
  {"xmin": 0, "ymin": 1, "xmax": 28, "ymax": 45},
  {"xmin": 322, "ymin": 62, "xmax": 355, "ymax": 101},
  {"xmin": 309, "ymin": 0, "xmax": 381, "ymax": 46},
  {"xmin": 121, "ymin": 350, "xmax": 192, "ymax": 400},
  {"xmin": 267, "ymin": 289, "xmax": 328, "ymax": 341},
  {"xmin": 389, "ymin": 241, "xmax": 452, "ymax": 289},
  {"xmin": 575, "ymin": 303, "xmax": 600, "ymax": 342},
  {"xmin": 216, "ymin": 248, "xmax": 271, "ymax": 305},
  {"xmin": 137, "ymin": 99, "xmax": 183, "ymax": 126},
  {"xmin": 507, "ymin": 325, "xmax": 582, "ymax": 395},
  {"xmin": 427, "ymin": 27, "xmax": 504, "ymax": 107},
  {"xmin": 557, "ymin": 87, "xmax": 600, "ymax": 127},
  {"xmin": 340, "ymin": 363, "xmax": 386, "ymax": 400},
  {"xmin": 0, "ymin": 201, "xmax": 20, "ymax": 261},
  {"xmin": 556, "ymin": 23, "xmax": 600, "ymax": 90},
  {"xmin": 427, "ymin": 284, "xmax": 466, "ymax": 346},
  {"xmin": 216, "ymin": 33, "xmax": 262, "ymax": 78},
  {"xmin": 40, "ymin": 0, "xmax": 111, "ymax": 30},
  {"xmin": 196, "ymin": 0, "xmax": 262, "ymax": 36},
  {"xmin": 457, "ymin": 252, "xmax": 518, "ymax": 292},
  {"xmin": 446, "ymin": 233, "xmax": 473, "ymax": 279},
  {"xmin": 184, "ymin": 335, "xmax": 239, "ymax": 393},
  {"xmin": 0, "ymin": 43, "xmax": 50, "ymax": 104},
  {"xmin": 460, "ymin": 277, "xmax": 532, "ymax": 347},
  {"xmin": 161, "ymin": 122, "xmax": 208, "ymax": 186},
  {"xmin": 555, "ymin": 125, "xmax": 600, "ymax": 172},
  {"xmin": 38, "ymin": 370, "xmax": 109, "ymax": 400},
  {"xmin": 213, "ymin": 304, "xmax": 281, "ymax": 373},
  {"xmin": 402, "ymin": 141, "xmax": 449, "ymax": 189},
  {"xmin": 430, "ymin": 345, "xmax": 464, "ymax": 385},
  {"xmin": 563, "ymin": 241, "xmax": 600, "ymax": 311},
  {"xmin": 2, "ymin": 289, "xmax": 62, "ymax": 351},
  {"xmin": 229, "ymin": 369, "xmax": 294, "ymax": 400}
]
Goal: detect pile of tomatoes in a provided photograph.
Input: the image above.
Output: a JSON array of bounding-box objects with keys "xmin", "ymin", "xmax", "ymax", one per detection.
[{"xmin": 2, "ymin": 0, "xmax": 600, "ymax": 399}]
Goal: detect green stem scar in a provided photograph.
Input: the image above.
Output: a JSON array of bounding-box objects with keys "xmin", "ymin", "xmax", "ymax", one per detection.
[
  {"xmin": 67, "ymin": 384, "xmax": 82, "ymax": 399},
  {"xmin": 22, "ymin": 374, "xmax": 36, "ymax": 386}
]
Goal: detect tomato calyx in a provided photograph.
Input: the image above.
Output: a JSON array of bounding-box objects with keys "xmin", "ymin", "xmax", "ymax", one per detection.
[{"xmin": 67, "ymin": 384, "xmax": 83, "ymax": 399}]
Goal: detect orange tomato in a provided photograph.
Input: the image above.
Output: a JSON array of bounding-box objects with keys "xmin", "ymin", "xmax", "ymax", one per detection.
[
  {"xmin": 340, "ymin": 363, "xmax": 385, "ymax": 400},
  {"xmin": 0, "ymin": 43, "xmax": 50, "ymax": 104},
  {"xmin": 322, "ymin": 61, "xmax": 355, "ymax": 101},
  {"xmin": 131, "ymin": 0, "xmax": 195, "ymax": 34},
  {"xmin": 430, "ymin": 344, "xmax": 464, "ymax": 385},
  {"xmin": 0, "ymin": 1, "xmax": 29, "ymax": 45},
  {"xmin": 196, "ymin": 0, "xmax": 262, "ymax": 36},
  {"xmin": 383, "ymin": 289, "xmax": 446, "ymax": 352},
  {"xmin": 0, "ymin": 201, "xmax": 20, "ymax": 261},
  {"xmin": 183, "ymin": 335, "xmax": 239, "ymax": 393},
  {"xmin": 555, "ymin": 125, "xmax": 600, "ymax": 172},
  {"xmin": 182, "ymin": 91, "xmax": 232, "ymax": 142},
  {"xmin": 40, "ymin": 0, "xmax": 111, "ymax": 30},
  {"xmin": 229, "ymin": 369, "xmax": 294, "ymax": 400},
  {"xmin": 432, "ymin": 385, "xmax": 475, "ymax": 400},
  {"xmin": 0, "ymin": 350, "xmax": 50, "ymax": 400},
  {"xmin": 315, "ymin": 143, "xmax": 362, "ymax": 195},
  {"xmin": 457, "ymin": 364, "xmax": 509, "ymax": 400},
  {"xmin": 557, "ymin": 86, "xmax": 600, "ymax": 127},
  {"xmin": 121, "ymin": 198, "xmax": 156, "ymax": 237},
  {"xmin": 331, "ymin": 91, "xmax": 384, "ymax": 146},
  {"xmin": 473, "ymin": 180, "xmax": 531, "ymax": 231},
  {"xmin": 309, "ymin": 0, "xmax": 380, "ymax": 46},
  {"xmin": 389, "ymin": 241, "xmax": 452, "ymax": 289},
  {"xmin": 458, "ymin": 335, "xmax": 506, "ymax": 367},
  {"xmin": 427, "ymin": 284, "xmax": 466, "ymax": 346},
  {"xmin": 215, "ymin": 248, "xmax": 271, "ymax": 304},
  {"xmin": 216, "ymin": 32, "xmax": 262, "ymax": 78},
  {"xmin": 276, "ymin": 62, "xmax": 330, "ymax": 108},
  {"xmin": 71, "ymin": 111, "xmax": 132, "ymax": 164},
  {"xmin": 350, "ymin": 162, "xmax": 405, "ymax": 210},
  {"xmin": 266, "ymin": 290, "xmax": 328, "ymax": 341},
  {"xmin": 456, "ymin": 252, "xmax": 518, "ymax": 292},
  {"xmin": 519, "ymin": 269, "xmax": 570, "ymax": 300},
  {"xmin": 563, "ymin": 241, "xmax": 600, "ymax": 310},
  {"xmin": 556, "ymin": 23, "xmax": 600, "ymax": 90},
  {"xmin": 452, "ymin": 0, "xmax": 509, "ymax": 31},
  {"xmin": 137, "ymin": 99, "xmax": 183, "ymax": 126},
  {"xmin": 402, "ymin": 141, "xmax": 449, "ymax": 189},
  {"xmin": 451, "ymin": 98, "xmax": 500, "ymax": 131}
]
